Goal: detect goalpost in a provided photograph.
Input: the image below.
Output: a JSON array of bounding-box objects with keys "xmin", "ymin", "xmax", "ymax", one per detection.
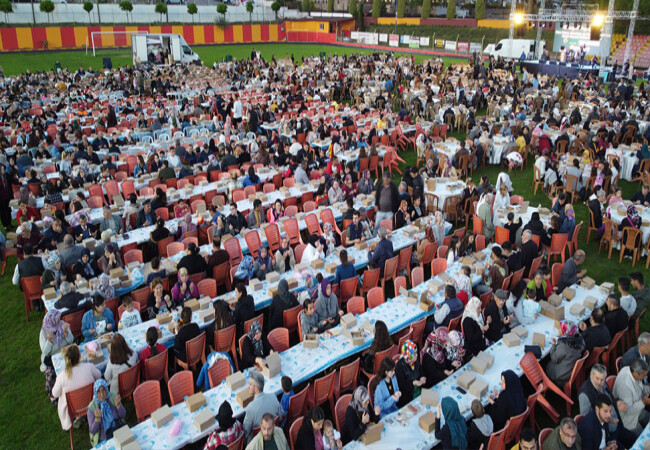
[{"xmin": 87, "ymin": 30, "xmax": 149, "ymax": 57}]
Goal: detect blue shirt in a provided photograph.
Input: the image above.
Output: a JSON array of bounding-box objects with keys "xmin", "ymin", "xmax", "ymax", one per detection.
[{"xmin": 334, "ymin": 263, "xmax": 357, "ymax": 286}]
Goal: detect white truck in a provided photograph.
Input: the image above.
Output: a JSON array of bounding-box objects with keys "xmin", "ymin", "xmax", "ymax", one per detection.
[
  {"xmin": 483, "ymin": 39, "xmax": 545, "ymax": 60},
  {"xmin": 132, "ymin": 34, "xmax": 200, "ymax": 65}
]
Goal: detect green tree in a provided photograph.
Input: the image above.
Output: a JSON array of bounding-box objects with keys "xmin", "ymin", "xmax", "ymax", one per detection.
[
  {"xmin": 372, "ymin": 0, "xmax": 381, "ymax": 17},
  {"xmin": 217, "ymin": 2, "xmax": 227, "ymax": 22},
  {"xmin": 397, "ymin": 0, "xmax": 405, "ymax": 18},
  {"xmin": 119, "ymin": 0, "xmax": 132, "ymax": 22},
  {"xmin": 446, "ymin": 0, "xmax": 455, "ymax": 19},
  {"xmin": 348, "ymin": 0, "xmax": 356, "ymax": 16},
  {"xmin": 357, "ymin": 2, "xmax": 365, "ymax": 30},
  {"xmin": 271, "ymin": 1, "xmax": 281, "ymax": 21},
  {"xmin": 187, "ymin": 3, "xmax": 197, "ymax": 22},
  {"xmin": 39, "ymin": 0, "xmax": 55, "ymax": 22},
  {"xmin": 154, "ymin": 1, "xmax": 167, "ymax": 22},
  {"xmin": 327, "ymin": 0, "xmax": 333, "ymax": 13},
  {"xmin": 83, "ymin": 1, "xmax": 93, "ymax": 21},
  {"xmin": 0, "ymin": 0, "xmax": 13, "ymax": 22},
  {"xmin": 301, "ymin": 0, "xmax": 311, "ymax": 13},
  {"xmin": 421, "ymin": 0, "xmax": 431, "ymax": 19},
  {"xmin": 475, "ymin": 0, "xmax": 484, "ymax": 19},
  {"xmin": 245, "ymin": 0, "xmax": 253, "ymax": 22}
]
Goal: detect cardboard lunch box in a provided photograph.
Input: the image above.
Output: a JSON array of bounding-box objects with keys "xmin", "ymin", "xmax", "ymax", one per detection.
[
  {"xmin": 193, "ymin": 408, "xmax": 216, "ymax": 432},
  {"xmin": 185, "ymin": 392, "xmax": 207, "ymax": 413},
  {"xmin": 457, "ymin": 371, "xmax": 476, "ymax": 390},
  {"xmin": 503, "ymin": 332, "xmax": 521, "ymax": 348},
  {"xmin": 583, "ymin": 296, "xmax": 598, "ymax": 310},
  {"xmin": 570, "ymin": 303, "xmax": 586, "ymax": 316},
  {"xmin": 310, "ymin": 259, "xmax": 325, "ymax": 269},
  {"xmin": 548, "ymin": 293, "xmax": 563, "ymax": 307},
  {"xmin": 249, "ymin": 279, "xmax": 263, "ymax": 291},
  {"xmin": 562, "ymin": 288, "xmax": 576, "ymax": 301},
  {"xmin": 470, "ymin": 355, "xmax": 489, "ymax": 375},
  {"xmin": 470, "ymin": 377, "xmax": 489, "ymax": 398},
  {"xmin": 512, "ymin": 325, "xmax": 529, "ymax": 339},
  {"xmin": 237, "ymin": 388, "xmax": 254, "ymax": 408},
  {"xmin": 421, "ymin": 388, "xmax": 439, "ymax": 407},
  {"xmin": 477, "ymin": 351, "xmax": 494, "ymax": 368},
  {"xmin": 361, "ymin": 422, "xmax": 384, "ymax": 445},
  {"xmin": 265, "ymin": 272, "xmax": 280, "ymax": 283},
  {"xmin": 262, "ymin": 352, "xmax": 282, "ymax": 379},
  {"xmin": 342, "ymin": 328, "xmax": 364, "ymax": 346},
  {"xmin": 113, "ymin": 425, "xmax": 135, "ymax": 448},
  {"xmin": 151, "ymin": 405, "xmax": 174, "ymax": 428},
  {"xmin": 532, "ymin": 332, "xmax": 546, "ymax": 349},
  {"xmin": 225, "ymin": 372, "xmax": 246, "ymax": 391},
  {"xmin": 580, "ymin": 277, "xmax": 596, "ymax": 290},
  {"xmin": 600, "ymin": 282, "xmax": 615, "ymax": 295},
  {"xmin": 419, "ymin": 412, "xmax": 436, "ymax": 433},
  {"xmin": 185, "ymin": 299, "xmax": 200, "ymax": 312},
  {"xmin": 199, "ymin": 309, "xmax": 214, "ymax": 323},
  {"xmin": 303, "ymin": 334, "xmax": 319, "ymax": 348},
  {"xmin": 341, "ymin": 313, "xmax": 357, "ymax": 329},
  {"xmin": 286, "ymin": 278, "xmax": 298, "ymax": 290}
]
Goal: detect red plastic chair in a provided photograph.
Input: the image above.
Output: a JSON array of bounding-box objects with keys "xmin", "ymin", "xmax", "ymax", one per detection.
[
  {"xmin": 167, "ymin": 242, "xmax": 185, "ymax": 258},
  {"xmin": 289, "ymin": 417, "xmax": 303, "ymax": 450},
  {"xmin": 334, "ymin": 394, "xmax": 352, "ymax": 436},
  {"xmin": 346, "ymin": 296, "xmax": 366, "ymax": 315},
  {"xmin": 305, "ymin": 213, "xmax": 323, "ymax": 236},
  {"xmin": 244, "ymin": 314, "xmax": 264, "ymax": 334},
  {"xmin": 284, "ymin": 218, "xmax": 303, "ymax": 246},
  {"xmin": 544, "ymin": 233, "xmax": 569, "ymax": 265},
  {"xmin": 563, "ymin": 350, "xmax": 589, "ymax": 415},
  {"xmin": 307, "ymin": 371, "xmax": 336, "ymax": 413},
  {"xmin": 133, "ymin": 380, "xmax": 162, "ymax": 423},
  {"xmin": 338, "ymin": 276, "xmax": 359, "ymax": 307},
  {"xmin": 197, "ymin": 279, "xmax": 217, "ymax": 298},
  {"xmin": 124, "ymin": 249, "xmax": 143, "ymax": 265},
  {"xmin": 214, "ymin": 325, "xmax": 238, "ymax": 371},
  {"xmin": 539, "ymin": 428, "xmax": 553, "ymax": 448},
  {"xmin": 381, "ymin": 255, "xmax": 399, "ymax": 290},
  {"xmin": 175, "ymin": 332, "xmax": 206, "ymax": 372},
  {"xmin": 476, "ymin": 235, "xmax": 486, "ymax": 251},
  {"xmin": 334, "ymin": 358, "xmax": 359, "ymax": 401},
  {"xmin": 486, "ymin": 420, "xmax": 510, "ymax": 450},
  {"xmin": 65, "ymin": 383, "xmax": 94, "ymax": 449},
  {"xmin": 143, "ymin": 348, "xmax": 169, "ymax": 383},
  {"xmin": 394, "ymin": 276, "xmax": 407, "ymax": 295},
  {"xmin": 431, "ymin": 258, "xmax": 447, "ymax": 276},
  {"xmin": 118, "ymin": 360, "xmax": 141, "ymax": 401},
  {"xmin": 207, "ymin": 358, "xmax": 232, "ymax": 388},
  {"xmin": 268, "ymin": 327, "xmax": 290, "ymax": 352},
  {"xmin": 283, "ymin": 304, "xmax": 302, "ymax": 339},
  {"xmin": 286, "ymin": 385, "xmax": 309, "ymax": 431},
  {"xmin": 411, "ymin": 266, "xmax": 424, "ymax": 287},
  {"xmin": 264, "ymin": 223, "xmax": 281, "ymax": 253},
  {"xmin": 360, "ymin": 267, "xmax": 380, "ymax": 297},
  {"xmin": 520, "ymin": 352, "xmax": 573, "ymax": 424},
  {"xmin": 367, "ymin": 287, "xmax": 385, "ymax": 309},
  {"xmin": 224, "ymin": 237, "xmax": 244, "ymax": 266},
  {"xmin": 410, "ymin": 317, "xmax": 426, "ymax": 349},
  {"xmin": 168, "ymin": 370, "xmax": 195, "ymax": 406},
  {"xmin": 21, "ymin": 275, "xmax": 42, "ymax": 322},
  {"xmin": 495, "ymin": 226, "xmax": 510, "ymax": 245},
  {"xmin": 244, "ymin": 230, "xmax": 262, "ymax": 258}
]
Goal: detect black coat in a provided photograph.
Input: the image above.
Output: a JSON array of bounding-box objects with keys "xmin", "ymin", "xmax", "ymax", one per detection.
[
  {"xmin": 176, "ymin": 253, "xmax": 207, "ymax": 276},
  {"xmin": 395, "ymin": 357, "xmax": 422, "ymax": 407},
  {"xmin": 17, "ymin": 255, "xmax": 44, "ymax": 279},
  {"xmin": 577, "ymin": 407, "xmax": 617, "ymax": 450},
  {"xmin": 581, "ymin": 324, "xmax": 611, "ymax": 352},
  {"xmin": 604, "ymin": 308, "xmax": 629, "ymax": 338},
  {"xmin": 342, "ymin": 405, "xmax": 379, "ymax": 444},
  {"xmin": 233, "ymin": 294, "xmax": 255, "ymax": 338},
  {"xmin": 588, "ymin": 199, "xmax": 603, "ymax": 230},
  {"xmin": 175, "ymin": 323, "xmax": 201, "ymax": 362},
  {"xmin": 239, "ymin": 335, "xmax": 272, "ymax": 370},
  {"xmin": 519, "ymin": 240, "xmax": 538, "ymax": 275},
  {"xmin": 295, "ymin": 417, "xmax": 318, "ymax": 450},
  {"xmin": 484, "ymin": 300, "xmax": 510, "ymax": 343},
  {"xmin": 463, "ymin": 317, "xmax": 487, "ymax": 358},
  {"xmin": 269, "ymin": 292, "xmax": 298, "ymax": 330}
]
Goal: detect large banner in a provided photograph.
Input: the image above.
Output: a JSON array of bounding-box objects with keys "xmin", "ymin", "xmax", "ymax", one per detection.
[
  {"xmin": 445, "ymin": 40, "xmax": 457, "ymax": 51},
  {"xmin": 400, "ymin": 35, "xmax": 410, "ymax": 44},
  {"xmin": 409, "ymin": 41, "xmax": 420, "ymax": 49},
  {"xmin": 435, "ymin": 38, "xmax": 445, "ymax": 48},
  {"xmin": 379, "ymin": 33, "xmax": 388, "ymax": 43},
  {"xmin": 389, "ymin": 34, "xmax": 399, "ymax": 47},
  {"xmin": 419, "ymin": 36, "xmax": 430, "ymax": 47},
  {"xmin": 351, "ymin": 31, "xmax": 358, "ymax": 41},
  {"xmin": 469, "ymin": 42, "xmax": 483, "ymax": 53},
  {"xmin": 457, "ymin": 41, "xmax": 469, "ymax": 52}
]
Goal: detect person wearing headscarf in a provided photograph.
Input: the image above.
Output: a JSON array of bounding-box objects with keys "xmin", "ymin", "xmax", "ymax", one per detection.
[
  {"xmin": 488, "ymin": 370, "xmax": 527, "ymax": 431},
  {"xmin": 301, "ymin": 233, "xmax": 325, "ymax": 265},
  {"xmin": 252, "ymin": 245, "xmax": 274, "ymax": 281},
  {"xmin": 180, "ymin": 212, "xmax": 196, "ymax": 237},
  {"xmin": 203, "ymin": 400, "xmax": 244, "ymax": 449},
  {"xmin": 358, "ymin": 169, "xmax": 374, "ymax": 195},
  {"xmin": 321, "ymin": 222, "xmax": 337, "ymax": 254},
  {"xmin": 434, "ymin": 397, "xmax": 468, "ymax": 450},
  {"xmin": 87, "ymin": 379, "xmax": 126, "ymax": 446},
  {"xmin": 240, "ymin": 321, "xmax": 272, "ymax": 370},
  {"xmin": 269, "ymin": 279, "xmax": 298, "ymax": 330},
  {"xmin": 446, "ymin": 330, "xmax": 466, "ymax": 365},
  {"xmin": 495, "ymin": 172, "xmax": 513, "ymax": 193},
  {"xmin": 343, "ymin": 386, "xmax": 380, "ymax": 444},
  {"xmin": 477, "ymin": 192, "xmax": 495, "ymax": 240},
  {"xmin": 395, "ymin": 340, "xmax": 426, "ymax": 407},
  {"xmin": 620, "ymin": 204, "xmax": 642, "ymax": 257},
  {"xmin": 493, "ymin": 183, "xmax": 510, "ymax": 211},
  {"xmin": 95, "ymin": 273, "xmax": 115, "ymax": 301},
  {"xmin": 432, "ymin": 211, "xmax": 446, "ymax": 246},
  {"xmin": 272, "ymin": 235, "xmax": 295, "ymax": 274},
  {"xmin": 422, "ymin": 328, "xmax": 456, "ymax": 385},
  {"xmin": 171, "ymin": 267, "xmax": 199, "ymax": 306},
  {"xmin": 545, "ymin": 321, "xmax": 585, "ymax": 386},
  {"xmin": 40, "ymin": 310, "xmax": 74, "ymax": 372},
  {"xmin": 316, "ymin": 279, "xmax": 343, "ymax": 330},
  {"xmin": 560, "ymin": 204, "xmax": 576, "ymax": 240},
  {"xmin": 416, "ymin": 225, "xmax": 437, "ymax": 262},
  {"xmin": 72, "ymin": 247, "xmax": 98, "ymax": 281},
  {"xmin": 41, "ymin": 252, "xmax": 64, "ymax": 290}
]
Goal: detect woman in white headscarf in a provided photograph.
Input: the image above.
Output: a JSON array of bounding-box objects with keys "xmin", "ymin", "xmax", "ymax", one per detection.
[
  {"xmin": 495, "ymin": 172, "xmax": 513, "ymax": 194},
  {"xmin": 461, "ymin": 297, "xmax": 490, "ymax": 358}
]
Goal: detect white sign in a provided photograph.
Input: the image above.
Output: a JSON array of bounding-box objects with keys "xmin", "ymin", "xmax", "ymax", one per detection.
[
  {"xmin": 389, "ymin": 34, "xmax": 399, "ymax": 47},
  {"xmin": 379, "ymin": 33, "xmax": 388, "ymax": 43},
  {"xmin": 470, "ymin": 42, "xmax": 483, "ymax": 53},
  {"xmin": 351, "ymin": 31, "xmax": 358, "ymax": 41},
  {"xmin": 419, "ymin": 37, "xmax": 430, "ymax": 47},
  {"xmin": 445, "ymin": 40, "xmax": 457, "ymax": 51}
]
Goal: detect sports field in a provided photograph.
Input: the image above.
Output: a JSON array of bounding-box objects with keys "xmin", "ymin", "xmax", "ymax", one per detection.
[{"xmin": 0, "ymin": 43, "xmax": 646, "ymax": 449}]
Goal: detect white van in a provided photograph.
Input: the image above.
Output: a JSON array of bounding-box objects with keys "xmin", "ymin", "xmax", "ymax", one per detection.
[
  {"xmin": 483, "ymin": 39, "xmax": 545, "ymax": 60},
  {"xmin": 132, "ymin": 34, "xmax": 200, "ymax": 65}
]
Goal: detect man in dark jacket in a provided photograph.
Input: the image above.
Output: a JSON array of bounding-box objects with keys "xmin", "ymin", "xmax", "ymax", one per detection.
[
  {"xmin": 630, "ymin": 271, "xmax": 650, "ymax": 314},
  {"xmin": 519, "ymin": 230, "xmax": 539, "ymax": 276},
  {"xmin": 603, "ymin": 294, "xmax": 630, "ymax": 338},
  {"xmin": 15, "ymin": 243, "xmax": 44, "ymax": 281},
  {"xmin": 54, "ymin": 281, "xmax": 85, "ymax": 311},
  {"xmin": 557, "ymin": 250, "xmax": 587, "ymax": 293},
  {"xmin": 483, "ymin": 289, "xmax": 513, "ymax": 343},
  {"xmin": 227, "ymin": 202, "xmax": 246, "ymax": 235},
  {"xmin": 579, "ymin": 308, "xmax": 612, "ymax": 352},
  {"xmin": 577, "ymin": 394, "xmax": 621, "ymax": 450},
  {"xmin": 374, "ymin": 171, "xmax": 399, "ymax": 235},
  {"xmin": 620, "ymin": 332, "xmax": 650, "ymax": 371},
  {"xmin": 368, "ymin": 226, "xmax": 393, "ymax": 277},
  {"xmin": 588, "ymin": 190, "xmax": 606, "ymax": 236},
  {"xmin": 136, "ymin": 200, "xmax": 157, "ymax": 228}
]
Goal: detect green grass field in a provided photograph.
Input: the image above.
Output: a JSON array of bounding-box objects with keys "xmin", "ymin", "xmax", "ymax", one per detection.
[
  {"xmin": 0, "ymin": 43, "xmax": 468, "ymax": 76},
  {"xmin": 0, "ymin": 44, "xmax": 647, "ymax": 449}
]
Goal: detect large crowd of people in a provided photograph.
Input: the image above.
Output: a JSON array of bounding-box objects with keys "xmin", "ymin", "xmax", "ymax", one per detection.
[{"xmin": 2, "ymin": 48, "xmax": 650, "ymax": 449}]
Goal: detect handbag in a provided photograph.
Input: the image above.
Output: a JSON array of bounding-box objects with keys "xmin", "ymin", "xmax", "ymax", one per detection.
[{"xmin": 524, "ymin": 345, "xmax": 542, "ymax": 359}]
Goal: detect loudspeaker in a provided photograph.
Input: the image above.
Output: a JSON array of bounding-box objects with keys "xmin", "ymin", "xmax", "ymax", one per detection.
[{"xmin": 102, "ymin": 57, "xmax": 113, "ymax": 69}]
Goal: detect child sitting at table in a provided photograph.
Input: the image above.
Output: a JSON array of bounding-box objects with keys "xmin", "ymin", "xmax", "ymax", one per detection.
[
  {"xmin": 280, "ymin": 376, "xmax": 294, "ymax": 428},
  {"xmin": 322, "ymin": 419, "xmax": 343, "ymax": 450},
  {"xmin": 119, "ymin": 297, "xmax": 141, "ymax": 329},
  {"xmin": 139, "ymin": 327, "xmax": 166, "ymax": 362},
  {"xmin": 504, "ymin": 212, "xmax": 522, "ymax": 245}
]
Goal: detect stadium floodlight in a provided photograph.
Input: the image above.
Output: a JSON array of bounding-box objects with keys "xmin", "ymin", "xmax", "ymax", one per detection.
[
  {"xmin": 514, "ymin": 13, "xmax": 524, "ymax": 25},
  {"xmin": 592, "ymin": 13, "xmax": 605, "ymax": 27}
]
